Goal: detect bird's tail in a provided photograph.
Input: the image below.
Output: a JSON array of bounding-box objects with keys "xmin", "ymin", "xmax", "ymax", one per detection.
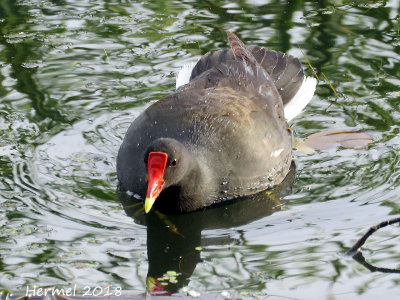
[{"xmin": 177, "ymin": 32, "xmax": 317, "ymax": 121}]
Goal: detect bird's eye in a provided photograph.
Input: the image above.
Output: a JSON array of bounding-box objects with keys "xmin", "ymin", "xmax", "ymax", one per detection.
[{"xmin": 171, "ymin": 159, "xmax": 177, "ymax": 167}]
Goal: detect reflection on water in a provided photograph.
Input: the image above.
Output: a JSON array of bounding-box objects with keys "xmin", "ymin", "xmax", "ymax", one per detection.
[
  {"xmin": 0, "ymin": 0, "xmax": 400, "ymax": 298},
  {"xmin": 352, "ymin": 251, "xmax": 400, "ymax": 274},
  {"xmin": 119, "ymin": 165, "xmax": 295, "ymax": 294}
]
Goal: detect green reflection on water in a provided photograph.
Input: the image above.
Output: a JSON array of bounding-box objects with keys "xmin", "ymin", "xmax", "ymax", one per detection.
[{"xmin": 0, "ymin": 0, "xmax": 400, "ymax": 297}]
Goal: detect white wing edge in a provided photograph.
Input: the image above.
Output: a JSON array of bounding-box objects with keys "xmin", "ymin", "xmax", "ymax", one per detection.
[
  {"xmin": 284, "ymin": 76, "xmax": 317, "ymax": 122},
  {"xmin": 176, "ymin": 63, "xmax": 196, "ymax": 90}
]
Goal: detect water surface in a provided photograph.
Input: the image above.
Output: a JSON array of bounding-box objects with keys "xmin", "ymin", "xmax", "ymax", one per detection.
[{"xmin": 0, "ymin": 0, "xmax": 400, "ymax": 298}]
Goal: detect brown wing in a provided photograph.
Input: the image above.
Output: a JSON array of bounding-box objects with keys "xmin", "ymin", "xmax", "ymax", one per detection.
[{"xmin": 190, "ymin": 36, "xmax": 304, "ymax": 105}]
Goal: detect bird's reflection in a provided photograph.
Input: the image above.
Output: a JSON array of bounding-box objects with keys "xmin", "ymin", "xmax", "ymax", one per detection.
[{"xmin": 119, "ymin": 163, "xmax": 295, "ymax": 294}]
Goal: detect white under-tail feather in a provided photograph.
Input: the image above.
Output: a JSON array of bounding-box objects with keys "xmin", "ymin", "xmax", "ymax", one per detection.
[
  {"xmin": 176, "ymin": 63, "xmax": 317, "ymax": 121},
  {"xmin": 176, "ymin": 63, "xmax": 196, "ymax": 89},
  {"xmin": 283, "ymin": 76, "xmax": 317, "ymax": 121}
]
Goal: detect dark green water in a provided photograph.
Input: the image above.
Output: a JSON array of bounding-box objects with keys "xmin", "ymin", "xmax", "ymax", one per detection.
[{"xmin": 1, "ymin": 0, "xmax": 400, "ymax": 298}]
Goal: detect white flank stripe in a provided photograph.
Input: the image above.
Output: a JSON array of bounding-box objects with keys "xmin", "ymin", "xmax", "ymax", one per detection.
[
  {"xmin": 271, "ymin": 148, "xmax": 284, "ymax": 157},
  {"xmin": 176, "ymin": 63, "xmax": 196, "ymax": 89},
  {"xmin": 284, "ymin": 76, "xmax": 317, "ymax": 122}
]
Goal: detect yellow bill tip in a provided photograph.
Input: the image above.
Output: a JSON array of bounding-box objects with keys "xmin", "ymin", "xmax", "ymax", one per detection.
[
  {"xmin": 146, "ymin": 276, "xmax": 156, "ymax": 291},
  {"xmin": 144, "ymin": 197, "xmax": 155, "ymax": 213}
]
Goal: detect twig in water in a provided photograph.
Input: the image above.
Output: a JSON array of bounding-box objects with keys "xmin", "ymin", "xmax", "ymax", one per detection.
[
  {"xmin": 393, "ymin": 147, "xmax": 400, "ymax": 173},
  {"xmin": 397, "ymin": 18, "xmax": 399, "ymax": 36},
  {"xmin": 321, "ymin": 71, "xmax": 338, "ymax": 98},
  {"xmin": 352, "ymin": 251, "xmax": 400, "ymax": 273},
  {"xmin": 346, "ymin": 217, "xmax": 400, "ymax": 255},
  {"xmin": 298, "ymin": 45, "xmax": 319, "ymax": 81}
]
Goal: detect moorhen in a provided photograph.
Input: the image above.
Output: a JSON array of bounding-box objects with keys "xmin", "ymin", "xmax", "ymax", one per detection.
[{"xmin": 117, "ymin": 32, "xmax": 316, "ymax": 214}]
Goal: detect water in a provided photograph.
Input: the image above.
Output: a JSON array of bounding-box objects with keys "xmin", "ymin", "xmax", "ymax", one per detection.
[{"xmin": 1, "ymin": 0, "xmax": 400, "ymax": 298}]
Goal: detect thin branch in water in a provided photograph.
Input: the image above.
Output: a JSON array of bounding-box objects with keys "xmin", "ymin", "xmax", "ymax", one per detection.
[
  {"xmin": 298, "ymin": 45, "xmax": 320, "ymax": 81},
  {"xmin": 346, "ymin": 217, "xmax": 400, "ymax": 255},
  {"xmin": 392, "ymin": 146, "xmax": 400, "ymax": 173},
  {"xmin": 321, "ymin": 71, "xmax": 338, "ymax": 98},
  {"xmin": 352, "ymin": 252, "xmax": 400, "ymax": 274}
]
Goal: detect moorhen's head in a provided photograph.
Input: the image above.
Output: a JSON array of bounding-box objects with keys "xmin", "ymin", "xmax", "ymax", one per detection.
[{"xmin": 143, "ymin": 138, "xmax": 192, "ymax": 213}]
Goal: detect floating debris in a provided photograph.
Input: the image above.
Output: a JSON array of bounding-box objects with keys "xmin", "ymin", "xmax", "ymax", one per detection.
[{"xmin": 305, "ymin": 129, "xmax": 373, "ymax": 150}]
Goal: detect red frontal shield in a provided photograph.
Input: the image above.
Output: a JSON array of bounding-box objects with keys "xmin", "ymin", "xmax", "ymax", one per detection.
[{"xmin": 144, "ymin": 152, "xmax": 168, "ymax": 213}]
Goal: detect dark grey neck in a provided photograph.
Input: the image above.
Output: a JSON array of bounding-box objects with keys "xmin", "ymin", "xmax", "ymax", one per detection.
[{"xmin": 177, "ymin": 155, "xmax": 215, "ymax": 212}]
